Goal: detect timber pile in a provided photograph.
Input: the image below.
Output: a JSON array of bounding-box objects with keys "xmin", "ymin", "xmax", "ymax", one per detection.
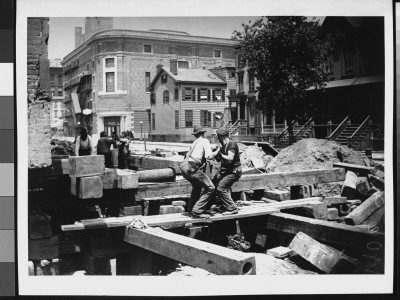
[{"xmin": 28, "ymin": 148, "xmax": 385, "ymax": 276}]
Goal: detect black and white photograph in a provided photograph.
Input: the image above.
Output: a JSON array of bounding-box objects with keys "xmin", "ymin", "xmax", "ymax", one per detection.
[{"xmin": 17, "ymin": 0, "xmax": 394, "ymax": 296}]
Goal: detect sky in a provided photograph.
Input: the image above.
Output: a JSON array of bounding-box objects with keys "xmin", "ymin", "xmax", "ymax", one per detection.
[{"xmin": 48, "ymin": 17, "xmax": 262, "ymax": 60}]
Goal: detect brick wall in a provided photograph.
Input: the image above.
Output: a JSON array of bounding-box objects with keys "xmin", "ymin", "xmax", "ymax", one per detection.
[{"xmin": 27, "ymin": 17, "xmax": 52, "ymax": 168}]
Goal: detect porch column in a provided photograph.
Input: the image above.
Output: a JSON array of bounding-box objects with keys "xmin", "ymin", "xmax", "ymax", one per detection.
[{"xmin": 272, "ymin": 109, "xmax": 276, "ymax": 133}]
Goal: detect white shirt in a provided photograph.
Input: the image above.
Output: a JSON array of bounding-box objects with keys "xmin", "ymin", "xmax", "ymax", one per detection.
[{"xmin": 189, "ymin": 137, "xmax": 213, "ymax": 162}]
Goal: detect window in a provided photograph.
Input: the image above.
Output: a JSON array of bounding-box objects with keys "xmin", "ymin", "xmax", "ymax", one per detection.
[
  {"xmin": 174, "ymin": 88, "xmax": 179, "ymax": 100},
  {"xmin": 229, "ymin": 89, "xmax": 236, "ymax": 96},
  {"xmin": 238, "ymin": 74, "xmax": 244, "ymax": 93},
  {"xmin": 86, "ymin": 63, "xmax": 89, "ymax": 71},
  {"xmin": 144, "ymin": 44, "xmax": 152, "ymax": 53},
  {"xmin": 324, "ymin": 55, "xmax": 335, "ymax": 80},
  {"xmin": 163, "ymin": 90, "xmax": 169, "ymax": 103},
  {"xmin": 152, "ymin": 113, "xmax": 155, "ymax": 130},
  {"xmin": 228, "ymin": 71, "xmax": 235, "ymax": 78},
  {"xmin": 105, "ymin": 58, "xmax": 115, "ymax": 68},
  {"xmin": 214, "ymin": 49, "xmax": 221, "ymax": 58},
  {"xmin": 178, "ymin": 61, "xmax": 189, "ymax": 69},
  {"xmin": 237, "ymin": 54, "xmax": 246, "ymax": 68},
  {"xmin": 150, "ymin": 93, "xmax": 156, "ymax": 105},
  {"xmin": 58, "ymin": 76, "xmax": 62, "ymax": 84},
  {"xmin": 92, "ymin": 75, "xmax": 95, "ymax": 84},
  {"xmin": 213, "ymin": 113, "xmax": 216, "ymax": 128},
  {"xmin": 175, "ymin": 110, "xmax": 179, "ymax": 129},
  {"xmin": 249, "ymin": 73, "xmax": 255, "ymax": 92},
  {"xmin": 207, "ymin": 89, "xmax": 211, "ymax": 101},
  {"xmin": 222, "ymin": 90, "xmax": 226, "ymax": 101},
  {"xmin": 184, "ymin": 88, "xmax": 192, "ymax": 101},
  {"xmin": 103, "ymin": 57, "xmax": 116, "ymax": 93},
  {"xmin": 92, "ymin": 60, "xmax": 95, "ymax": 69},
  {"xmin": 214, "ymin": 89, "xmax": 222, "ymax": 101},
  {"xmin": 58, "ymin": 88, "xmax": 63, "ymax": 96},
  {"xmin": 199, "ymin": 88, "xmax": 207, "ymax": 101},
  {"xmin": 185, "ymin": 110, "xmax": 193, "ymax": 127},
  {"xmin": 200, "ymin": 110, "xmax": 212, "ymax": 127},
  {"xmin": 145, "ymin": 72, "xmax": 151, "ymax": 89},
  {"xmin": 343, "ymin": 49, "xmax": 354, "ymax": 74},
  {"xmin": 106, "ymin": 72, "xmax": 115, "ymax": 92},
  {"xmin": 192, "ymin": 89, "xmax": 196, "ymax": 101},
  {"xmin": 161, "ymin": 74, "xmax": 168, "ymax": 84}
]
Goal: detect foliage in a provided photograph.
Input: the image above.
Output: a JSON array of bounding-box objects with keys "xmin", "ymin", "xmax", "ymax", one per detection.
[{"xmin": 232, "ymin": 17, "xmax": 336, "ymax": 143}]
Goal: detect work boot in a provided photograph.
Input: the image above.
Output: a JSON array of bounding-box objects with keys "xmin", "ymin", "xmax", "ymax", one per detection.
[
  {"xmin": 222, "ymin": 209, "xmax": 239, "ymax": 216},
  {"xmin": 190, "ymin": 212, "xmax": 210, "ymax": 219}
]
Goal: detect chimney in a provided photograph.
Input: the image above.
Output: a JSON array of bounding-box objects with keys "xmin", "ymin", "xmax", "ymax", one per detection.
[
  {"xmin": 75, "ymin": 27, "xmax": 82, "ymax": 47},
  {"xmin": 156, "ymin": 64, "xmax": 163, "ymax": 73},
  {"xmin": 84, "ymin": 17, "xmax": 113, "ymax": 41},
  {"xmin": 170, "ymin": 59, "xmax": 178, "ymax": 75}
]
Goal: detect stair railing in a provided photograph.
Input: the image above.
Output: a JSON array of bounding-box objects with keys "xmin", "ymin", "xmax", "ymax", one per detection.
[
  {"xmin": 326, "ymin": 116, "xmax": 349, "ymax": 140},
  {"xmin": 274, "ymin": 120, "xmax": 297, "ymax": 147},
  {"xmin": 293, "ymin": 118, "xmax": 313, "ymax": 141},
  {"xmin": 348, "ymin": 116, "xmax": 371, "ymax": 150}
]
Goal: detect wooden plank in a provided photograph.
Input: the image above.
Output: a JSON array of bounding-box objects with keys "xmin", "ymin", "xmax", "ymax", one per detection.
[
  {"xmin": 135, "ymin": 168, "xmax": 345, "ymax": 199},
  {"xmin": 124, "ymin": 226, "xmax": 256, "ymax": 275},
  {"xmin": 61, "ymin": 198, "xmax": 321, "ymax": 231},
  {"xmin": 266, "ymin": 212, "xmax": 384, "ymax": 252},
  {"xmin": 333, "ymin": 162, "xmax": 374, "ymax": 175}
]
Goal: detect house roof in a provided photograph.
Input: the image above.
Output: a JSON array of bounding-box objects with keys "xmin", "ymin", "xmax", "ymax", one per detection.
[{"xmin": 149, "ymin": 66, "xmax": 226, "ymax": 88}]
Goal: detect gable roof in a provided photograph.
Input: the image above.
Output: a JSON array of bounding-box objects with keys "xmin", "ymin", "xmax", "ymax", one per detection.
[{"xmin": 148, "ymin": 66, "xmax": 226, "ymax": 89}]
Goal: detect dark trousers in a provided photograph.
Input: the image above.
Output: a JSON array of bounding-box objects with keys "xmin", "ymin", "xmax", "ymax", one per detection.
[
  {"xmin": 78, "ymin": 148, "xmax": 91, "ymax": 156},
  {"xmin": 181, "ymin": 160, "xmax": 215, "ymax": 214},
  {"xmin": 213, "ymin": 168, "xmax": 242, "ymax": 211},
  {"xmin": 98, "ymin": 151, "xmax": 112, "ymax": 168}
]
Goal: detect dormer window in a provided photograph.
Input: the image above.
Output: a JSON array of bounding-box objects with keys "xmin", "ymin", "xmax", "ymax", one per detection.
[{"xmin": 161, "ymin": 74, "xmax": 168, "ymax": 84}]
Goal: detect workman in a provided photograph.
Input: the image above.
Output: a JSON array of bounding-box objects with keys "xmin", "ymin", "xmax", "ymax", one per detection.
[
  {"xmin": 75, "ymin": 127, "xmax": 94, "ymax": 156},
  {"xmin": 180, "ymin": 125, "xmax": 218, "ymax": 218},
  {"xmin": 211, "ymin": 128, "xmax": 242, "ymax": 215},
  {"xmin": 96, "ymin": 131, "xmax": 117, "ymax": 168}
]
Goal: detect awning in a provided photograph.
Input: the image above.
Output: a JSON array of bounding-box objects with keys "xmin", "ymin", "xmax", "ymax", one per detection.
[
  {"xmin": 309, "ymin": 75, "xmax": 384, "ymax": 90},
  {"xmin": 71, "ymin": 92, "xmax": 81, "ymax": 114}
]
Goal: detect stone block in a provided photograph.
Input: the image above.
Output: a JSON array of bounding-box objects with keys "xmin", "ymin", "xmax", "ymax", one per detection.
[
  {"xmin": 120, "ymin": 205, "xmax": 142, "ymax": 216},
  {"xmin": 266, "ymin": 246, "xmax": 293, "ymax": 258},
  {"xmin": 263, "ymin": 189, "xmax": 291, "ymax": 201},
  {"xmin": 103, "ymin": 168, "xmax": 117, "ymax": 189},
  {"xmin": 323, "ymin": 196, "xmax": 347, "ymax": 206},
  {"xmin": 159, "ymin": 205, "xmax": 185, "ymax": 215},
  {"xmin": 71, "ymin": 176, "xmax": 103, "ymax": 199},
  {"xmin": 68, "ymin": 155, "xmax": 105, "ymax": 178},
  {"xmin": 327, "ymin": 208, "xmax": 339, "ymax": 221},
  {"xmin": 341, "ymin": 171, "xmax": 357, "ymax": 200},
  {"xmin": 171, "ymin": 200, "xmax": 186, "ymax": 207},
  {"xmin": 303, "ymin": 202, "xmax": 328, "ymax": 220},
  {"xmin": 356, "ymin": 176, "xmax": 371, "ymax": 195},
  {"xmin": 116, "ymin": 169, "xmax": 138, "ymax": 189},
  {"xmin": 61, "ymin": 159, "xmax": 69, "ymax": 175}
]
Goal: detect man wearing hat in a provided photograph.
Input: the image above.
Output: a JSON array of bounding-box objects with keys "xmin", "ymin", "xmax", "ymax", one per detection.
[
  {"xmin": 180, "ymin": 125, "xmax": 217, "ymax": 218},
  {"xmin": 211, "ymin": 127, "xmax": 242, "ymax": 215}
]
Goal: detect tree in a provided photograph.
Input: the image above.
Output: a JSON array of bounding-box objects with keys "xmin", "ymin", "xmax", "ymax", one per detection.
[{"xmin": 233, "ymin": 17, "xmax": 336, "ymax": 145}]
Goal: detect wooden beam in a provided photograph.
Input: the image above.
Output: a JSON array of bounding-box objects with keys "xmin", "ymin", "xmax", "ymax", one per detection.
[
  {"xmin": 333, "ymin": 162, "xmax": 374, "ymax": 175},
  {"xmin": 123, "ymin": 226, "xmax": 256, "ymax": 275},
  {"xmin": 266, "ymin": 212, "xmax": 384, "ymax": 252},
  {"xmin": 135, "ymin": 168, "xmax": 345, "ymax": 199},
  {"xmin": 61, "ymin": 198, "xmax": 322, "ymax": 232}
]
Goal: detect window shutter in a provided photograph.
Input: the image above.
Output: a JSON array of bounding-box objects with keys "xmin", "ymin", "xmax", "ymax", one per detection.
[
  {"xmin": 197, "ymin": 88, "xmax": 201, "ymax": 101},
  {"xmin": 208, "ymin": 111, "xmax": 212, "ymax": 127},
  {"xmin": 207, "ymin": 89, "xmax": 211, "ymax": 101},
  {"xmin": 222, "ymin": 90, "xmax": 225, "ymax": 101}
]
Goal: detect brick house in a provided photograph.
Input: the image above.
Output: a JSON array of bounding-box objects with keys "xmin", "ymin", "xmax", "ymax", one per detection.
[
  {"xmin": 61, "ymin": 17, "xmax": 236, "ymax": 138},
  {"xmin": 147, "ymin": 61, "xmax": 235, "ymax": 142}
]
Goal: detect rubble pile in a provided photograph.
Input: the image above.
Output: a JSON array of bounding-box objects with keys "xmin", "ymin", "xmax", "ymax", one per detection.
[
  {"xmin": 238, "ymin": 143, "xmax": 274, "ymax": 170},
  {"xmin": 51, "ymin": 139, "xmax": 75, "ymax": 156}
]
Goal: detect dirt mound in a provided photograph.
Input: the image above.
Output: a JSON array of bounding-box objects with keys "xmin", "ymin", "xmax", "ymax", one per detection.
[
  {"xmin": 238, "ymin": 143, "xmax": 274, "ymax": 169},
  {"xmin": 266, "ymin": 138, "xmax": 370, "ymax": 173}
]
